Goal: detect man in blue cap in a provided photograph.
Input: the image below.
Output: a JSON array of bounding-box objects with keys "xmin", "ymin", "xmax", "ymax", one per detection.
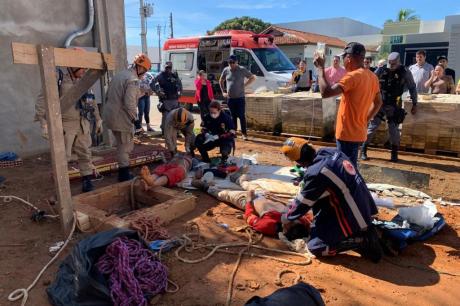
[
  {"xmin": 361, "ymin": 52, "xmax": 418, "ymax": 162},
  {"xmin": 219, "ymin": 55, "xmax": 256, "ymax": 141}
]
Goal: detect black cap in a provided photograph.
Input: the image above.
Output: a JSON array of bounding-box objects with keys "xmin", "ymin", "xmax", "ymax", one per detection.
[
  {"xmin": 437, "ymin": 55, "xmax": 448, "ymax": 61},
  {"xmin": 165, "ymin": 61, "xmax": 173, "ymax": 68},
  {"xmin": 339, "ymin": 42, "xmax": 366, "ymax": 57},
  {"xmin": 228, "ymin": 55, "xmax": 238, "ymax": 62}
]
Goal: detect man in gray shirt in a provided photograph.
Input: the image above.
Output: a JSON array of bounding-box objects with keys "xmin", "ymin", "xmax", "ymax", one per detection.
[
  {"xmin": 409, "ymin": 50, "xmax": 434, "ymax": 93},
  {"xmin": 219, "ymin": 55, "xmax": 256, "ymax": 140}
]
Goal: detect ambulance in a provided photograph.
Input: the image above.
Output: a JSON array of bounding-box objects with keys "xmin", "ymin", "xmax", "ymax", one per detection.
[{"xmin": 162, "ymin": 30, "xmax": 296, "ymax": 104}]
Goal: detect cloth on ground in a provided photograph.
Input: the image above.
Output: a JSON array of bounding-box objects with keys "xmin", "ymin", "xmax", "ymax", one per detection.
[
  {"xmin": 0, "ymin": 152, "xmax": 18, "ymax": 161},
  {"xmin": 244, "ymin": 282, "xmax": 325, "ymax": 306},
  {"xmin": 367, "ymin": 183, "xmax": 431, "ymax": 200}
]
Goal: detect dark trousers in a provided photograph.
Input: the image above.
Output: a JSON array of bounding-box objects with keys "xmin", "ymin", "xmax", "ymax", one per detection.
[
  {"xmin": 198, "ymin": 99, "xmax": 211, "ymax": 121},
  {"xmin": 195, "ymin": 134, "xmax": 233, "ymax": 162},
  {"xmin": 336, "ymin": 140, "xmax": 361, "ymax": 167},
  {"xmin": 227, "ymin": 97, "xmax": 247, "ymax": 135},
  {"xmin": 135, "ymin": 95, "xmax": 150, "ymax": 129}
]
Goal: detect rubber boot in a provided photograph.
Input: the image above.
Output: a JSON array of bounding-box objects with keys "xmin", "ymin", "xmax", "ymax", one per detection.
[
  {"xmin": 118, "ymin": 167, "xmax": 134, "ymax": 182},
  {"xmin": 82, "ymin": 175, "xmax": 94, "ymax": 193},
  {"xmin": 390, "ymin": 145, "xmax": 399, "ymax": 162},
  {"xmin": 360, "ymin": 143, "xmax": 369, "ymax": 161}
]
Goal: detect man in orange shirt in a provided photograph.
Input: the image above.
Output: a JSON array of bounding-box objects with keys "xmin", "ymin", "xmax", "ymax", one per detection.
[{"xmin": 314, "ymin": 42, "xmax": 382, "ymax": 166}]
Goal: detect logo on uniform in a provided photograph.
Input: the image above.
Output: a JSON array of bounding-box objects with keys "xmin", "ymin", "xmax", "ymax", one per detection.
[{"xmin": 342, "ymin": 160, "xmax": 356, "ymax": 175}]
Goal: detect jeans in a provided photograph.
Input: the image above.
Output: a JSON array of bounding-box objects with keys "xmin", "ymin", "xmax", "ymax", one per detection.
[
  {"xmin": 227, "ymin": 97, "xmax": 247, "ymax": 135},
  {"xmin": 135, "ymin": 95, "xmax": 150, "ymax": 129},
  {"xmin": 198, "ymin": 99, "xmax": 211, "ymax": 121},
  {"xmin": 336, "ymin": 140, "xmax": 361, "ymax": 167}
]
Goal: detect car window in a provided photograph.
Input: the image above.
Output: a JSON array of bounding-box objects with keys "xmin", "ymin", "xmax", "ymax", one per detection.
[{"xmin": 170, "ymin": 52, "xmax": 194, "ymax": 71}]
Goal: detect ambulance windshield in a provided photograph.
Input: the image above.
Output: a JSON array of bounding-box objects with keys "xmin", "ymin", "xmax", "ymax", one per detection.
[{"xmin": 252, "ymin": 48, "xmax": 296, "ymax": 72}]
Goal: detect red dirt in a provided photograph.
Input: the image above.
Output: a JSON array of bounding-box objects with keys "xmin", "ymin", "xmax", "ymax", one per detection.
[{"xmin": 1, "ymin": 137, "xmax": 459, "ymax": 306}]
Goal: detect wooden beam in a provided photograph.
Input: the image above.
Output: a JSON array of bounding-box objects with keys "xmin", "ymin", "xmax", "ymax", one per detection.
[
  {"xmin": 12, "ymin": 42, "xmax": 115, "ymax": 70},
  {"xmin": 36, "ymin": 45, "xmax": 74, "ymax": 235},
  {"xmin": 60, "ymin": 69, "xmax": 104, "ymax": 114}
]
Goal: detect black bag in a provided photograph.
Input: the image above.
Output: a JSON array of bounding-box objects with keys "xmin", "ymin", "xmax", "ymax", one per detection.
[
  {"xmin": 47, "ymin": 229, "xmax": 143, "ymax": 306},
  {"xmin": 245, "ymin": 282, "xmax": 325, "ymax": 306}
]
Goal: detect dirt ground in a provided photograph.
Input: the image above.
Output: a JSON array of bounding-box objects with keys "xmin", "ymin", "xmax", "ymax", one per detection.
[{"xmin": 1, "ymin": 136, "xmax": 459, "ymax": 306}]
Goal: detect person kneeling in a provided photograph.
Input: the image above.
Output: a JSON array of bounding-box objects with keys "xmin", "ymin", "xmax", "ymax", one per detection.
[
  {"xmin": 281, "ymin": 137, "xmax": 383, "ymax": 262},
  {"xmin": 195, "ymin": 101, "xmax": 235, "ymax": 164},
  {"xmin": 140, "ymin": 153, "xmax": 192, "ymax": 189},
  {"xmin": 164, "ymin": 108, "xmax": 195, "ymax": 156}
]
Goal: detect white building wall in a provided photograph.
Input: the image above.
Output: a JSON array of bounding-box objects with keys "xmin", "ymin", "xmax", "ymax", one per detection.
[
  {"xmin": 448, "ymin": 24, "xmax": 460, "ymax": 83},
  {"xmin": 420, "ymin": 20, "xmax": 445, "ymax": 33}
]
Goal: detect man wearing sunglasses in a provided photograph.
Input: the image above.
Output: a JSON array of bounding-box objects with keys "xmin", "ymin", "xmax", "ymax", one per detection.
[
  {"xmin": 219, "ymin": 55, "xmax": 256, "ymax": 141},
  {"xmin": 313, "ymin": 42, "xmax": 382, "ymax": 166}
]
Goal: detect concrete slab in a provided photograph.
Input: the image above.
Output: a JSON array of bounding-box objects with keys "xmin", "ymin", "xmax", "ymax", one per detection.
[
  {"xmin": 359, "ymin": 163, "xmax": 430, "ymax": 192},
  {"xmin": 74, "ymin": 180, "xmax": 196, "ymax": 232}
]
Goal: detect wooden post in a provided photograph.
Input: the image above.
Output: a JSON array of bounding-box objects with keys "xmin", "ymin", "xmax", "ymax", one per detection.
[{"xmin": 36, "ymin": 45, "xmax": 74, "ymax": 234}]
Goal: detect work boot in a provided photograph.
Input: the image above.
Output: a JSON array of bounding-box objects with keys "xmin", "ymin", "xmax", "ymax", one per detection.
[
  {"xmin": 118, "ymin": 167, "xmax": 134, "ymax": 182},
  {"xmin": 390, "ymin": 145, "xmax": 399, "ymax": 162},
  {"xmin": 360, "ymin": 143, "xmax": 369, "ymax": 161},
  {"xmin": 82, "ymin": 175, "xmax": 94, "ymax": 193},
  {"xmin": 358, "ymin": 225, "xmax": 384, "ymax": 263}
]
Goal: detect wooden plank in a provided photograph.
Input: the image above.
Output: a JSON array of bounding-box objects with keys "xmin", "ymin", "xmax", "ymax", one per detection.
[
  {"xmin": 60, "ymin": 69, "xmax": 104, "ymax": 114},
  {"xmin": 12, "ymin": 42, "xmax": 115, "ymax": 70},
  {"xmin": 36, "ymin": 45, "xmax": 74, "ymax": 235}
]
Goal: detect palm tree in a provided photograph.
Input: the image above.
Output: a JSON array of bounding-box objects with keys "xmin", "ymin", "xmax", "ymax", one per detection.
[{"xmin": 385, "ymin": 9, "xmax": 420, "ymax": 23}]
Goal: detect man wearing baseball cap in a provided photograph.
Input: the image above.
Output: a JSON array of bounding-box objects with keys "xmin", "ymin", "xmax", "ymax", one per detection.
[
  {"xmin": 219, "ymin": 55, "xmax": 256, "ymax": 141},
  {"xmin": 313, "ymin": 42, "xmax": 382, "ymax": 166}
]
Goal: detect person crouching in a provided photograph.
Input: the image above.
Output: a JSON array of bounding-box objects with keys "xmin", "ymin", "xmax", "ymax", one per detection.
[{"xmin": 195, "ymin": 101, "xmax": 235, "ymax": 164}]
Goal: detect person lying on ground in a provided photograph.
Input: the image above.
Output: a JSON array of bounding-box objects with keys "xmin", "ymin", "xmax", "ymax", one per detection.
[
  {"xmin": 280, "ymin": 137, "xmax": 384, "ymax": 262},
  {"xmin": 244, "ymin": 190, "xmax": 312, "ymax": 240},
  {"xmin": 164, "ymin": 108, "xmax": 195, "ymax": 156},
  {"xmin": 140, "ymin": 153, "xmax": 193, "ymax": 189},
  {"xmin": 195, "ymin": 101, "xmax": 235, "ymax": 164}
]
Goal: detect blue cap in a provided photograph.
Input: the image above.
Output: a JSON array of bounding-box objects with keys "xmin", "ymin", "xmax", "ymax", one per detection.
[{"xmin": 228, "ymin": 55, "xmax": 238, "ymax": 62}]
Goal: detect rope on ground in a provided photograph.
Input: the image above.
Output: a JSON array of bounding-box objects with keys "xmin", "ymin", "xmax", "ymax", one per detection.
[
  {"xmin": 0, "ymin": 196, "xmax": 59, "ymax": 219},
  {"xmin": 171, "ymin": 222, "xmax": 313, "ymax": 306},
  {"xmin": 7, "ymin": 212, "xmax": 76, "ymax": 306},
  {"xmin": 130, "ymin": 216, "xmax": 170, "ymax": 242},
  {"xmin": 274, "ymin": 269, "xmax": 301, "ymax": 286}
]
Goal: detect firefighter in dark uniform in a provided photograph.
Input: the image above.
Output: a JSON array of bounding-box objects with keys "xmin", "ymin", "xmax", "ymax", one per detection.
[
  {"xmin": 152, "ymin": 61, "xmax": 183, "ymax": 135},
  {"xmin": 281, "ymin": 137, "xmax": 383, "ymax": 262},
  {"xmin": 361, "ymin": 52, "xmax": 418, "ymax": 162},
  {"xmin": 195, "ymin": 101, "xmax": 235, "ymax": 164}
]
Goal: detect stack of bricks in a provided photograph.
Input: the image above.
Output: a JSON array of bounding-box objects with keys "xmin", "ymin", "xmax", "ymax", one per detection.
[
  {"xmin": 245, "ymin": 92, "xmax": 285, "ymax": 133},
  {"xmin": 281, "ymin": 92, "xmax": 337, "ymax": 139},
  {"xmin": 401, "ymin": 94, "xmax": 460, "ymax": 154}
]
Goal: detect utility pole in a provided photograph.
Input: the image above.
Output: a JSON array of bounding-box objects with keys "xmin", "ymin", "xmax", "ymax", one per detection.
[
  {"xmin": 169, "ymin": 12, "xmax": 174, "ymax": 38},
  {"xmin": 139, "ymin": 0, "xmax": 153, "ymax": 55},
  {"xmin": 157, "ymin": 24, "xmax": 162, "ymax": 67}
]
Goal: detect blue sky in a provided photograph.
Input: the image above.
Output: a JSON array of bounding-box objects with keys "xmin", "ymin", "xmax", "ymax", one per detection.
[{"xmin": 124, "ymin": 0, "xmax": 460, "ymax": 46}]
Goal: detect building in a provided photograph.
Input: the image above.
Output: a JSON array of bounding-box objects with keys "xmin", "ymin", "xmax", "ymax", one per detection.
[
  {"xmin": 383, "ymin": 15, "xmax": 460, "ymax": 82},
  {"xmin": 261, "ymin": 26, "xmax": 346, "ymax": 68},
  {"xmin": 0, "ymin": 0, "xmax": 126, "ymax": 156}
]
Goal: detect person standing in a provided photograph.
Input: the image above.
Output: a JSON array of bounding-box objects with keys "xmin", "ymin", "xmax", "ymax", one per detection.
[
  {"xmin": 290, "ymin": 60, "xmax": 312, "ymax": 91},
  {"xmin": 104, "ymin": 54, "xmax": 151, "ymax": 182},
  {"xmin": 35, "ymin": 47, "xmax": 102, "ymax": 193},
  {"xmin": 195, "ymin": 70, "xmax": 214, "ymax": 120},
  {"xmin": 361, "ymin": 52, "xmax": 418, "ymax": 162},
  {"xmin": 324, "ymin": 55, "xmax": 347, "ymax": 85},
  {"xmin": 314, "ymin": 42, "xmax": 382, "ymax": 166},
  {"xmin": 437, "ymin": 55, "xmax": 455, "ymax": 83},
  {"xmin": 152, "ymin": 61, "xmax": 183, "ymax": 135},
  {"xmin": 164, "ymin": 108, "xmax": 195, "ymax": 156},
  {"xmin": 425, "ymin": 65, "xmax": 456, "ymax": 94},
  {"xmin": 135, "ymin": 72, "xmax": 154, "ymax": 134},
  {"xmin": 364, "ymin": 56, "xmax": 376, "ymax": 72},
  {"xmin": 219, "ymin": 55, "xmax": 256, "ymax": 141},
  {"xmin": 409, "ymin": 50, "xmax": 434, "ymax": 94},
  {"xmin": 195, "ymin": 101, "xmax": 235, "ymax": 164}
]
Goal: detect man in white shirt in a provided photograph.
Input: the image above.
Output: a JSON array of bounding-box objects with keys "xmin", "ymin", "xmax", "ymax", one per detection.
[{"xmin": 409, "ymin": 50, "xmax": 434, "ymax": 93}]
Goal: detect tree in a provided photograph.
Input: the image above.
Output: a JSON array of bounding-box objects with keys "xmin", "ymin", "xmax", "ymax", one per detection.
[
  {"xmin": 210, "ymin": 16, "xmax": 271, "ymax": 34},
  {"xmin": 385, "ymin": 9, "xmax": 420, "ymax": 24}
]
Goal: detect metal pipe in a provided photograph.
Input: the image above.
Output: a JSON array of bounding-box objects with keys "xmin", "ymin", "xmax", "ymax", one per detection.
[{"xmin": 64, "ymin": 0, "xmax": 95, "ymax": 48}]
